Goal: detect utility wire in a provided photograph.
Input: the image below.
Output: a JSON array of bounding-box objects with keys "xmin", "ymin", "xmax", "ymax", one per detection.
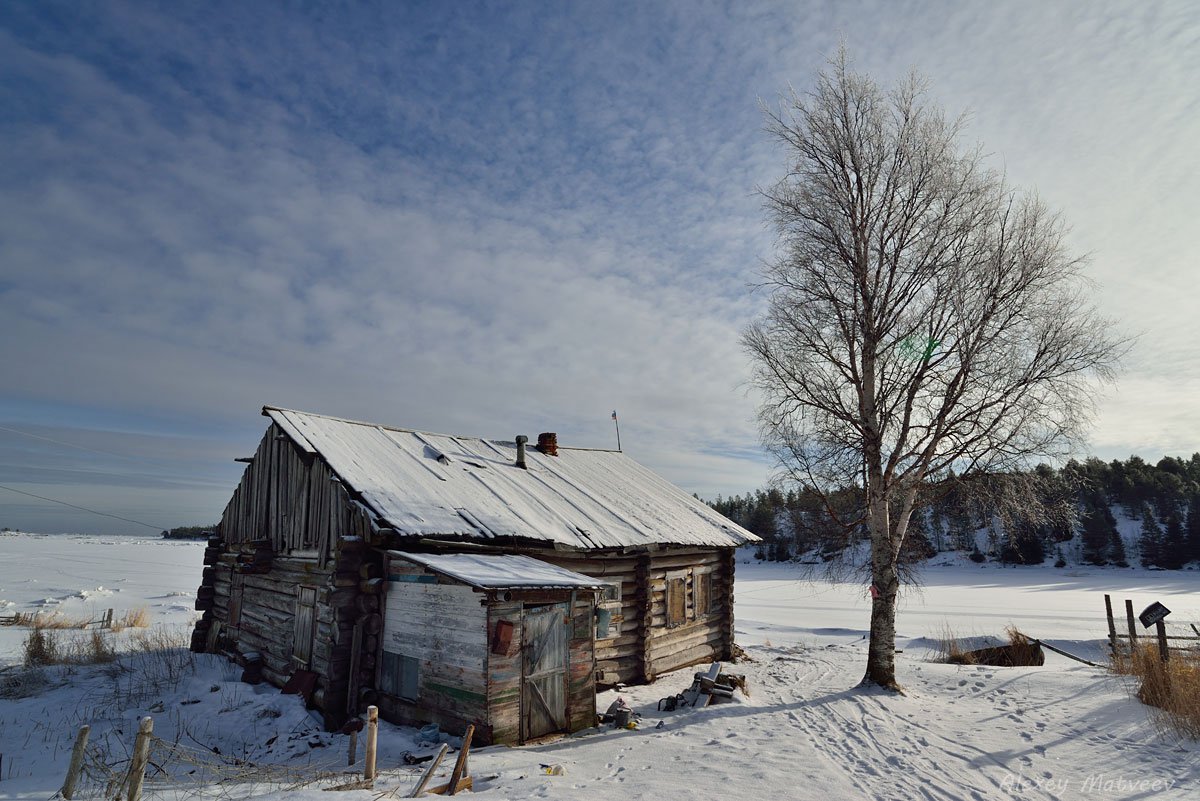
[
  {"xmin": 0, "ymin": 483, "xmax": 165, "ymax": 531},
  {"xmin": 0, "ymin": 424, "xmax": 233, "ymax": 488},
  {"xmin": 0, "ymin": 423, "xmax": 180, "ymax": 464}
]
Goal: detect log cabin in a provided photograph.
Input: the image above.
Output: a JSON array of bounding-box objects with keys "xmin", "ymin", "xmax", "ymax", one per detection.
[{"xmin": 191, "ymin": 406, "xmax": 758, "ymax": 745}]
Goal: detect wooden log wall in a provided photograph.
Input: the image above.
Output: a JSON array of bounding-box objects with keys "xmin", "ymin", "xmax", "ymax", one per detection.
[
  {"xmin": 533, "ymin": 550, "xmax": 642, "ymax": 685},
  {"xmin": 536, "ymin": 547, "xmax": 735, "ymax": 685},
  {"xmin": 645, "ymin": 549, "xmax": 729, "ymax": 679},
  {"xmin": 193, "ymin": 423, "xmax": 372, "ymax": 729}
]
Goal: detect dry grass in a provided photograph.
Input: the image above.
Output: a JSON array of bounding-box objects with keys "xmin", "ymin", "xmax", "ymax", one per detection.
[
  {"xmin": 1112, "ymin": 643, "xmax": 1200, "ymax": 739},
  {"xmin": 23, "ymin": 626, "xmax": 119, "ymax": 667},
  {"xmin": 936, "ymin": 625, "xmax": 977, "ymax": 664},
  {"xmin": 111, "ymin": 606, "xmax": 151, "ymax": 631},
  {"xmin": 937, "ymin": 626, "xmax": 1038, "ymax": 666}
]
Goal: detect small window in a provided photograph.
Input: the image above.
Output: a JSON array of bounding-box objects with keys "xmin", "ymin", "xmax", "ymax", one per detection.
[
  {"xmin": 666, "ymin": 572, "xmax": 687, "ymax": 627},
  {"xmin": 381, "ymin": 652, "xmax": 419, "ymax": 700},
  {"xmin": 598, "ymin": 580, "xmax": 622, "ymax": 606}
]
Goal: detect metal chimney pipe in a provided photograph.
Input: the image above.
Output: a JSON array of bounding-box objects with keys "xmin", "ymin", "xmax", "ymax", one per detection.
[{"xmin": 515, "ymin": 435, "xmax": 528, "ymax": 469}]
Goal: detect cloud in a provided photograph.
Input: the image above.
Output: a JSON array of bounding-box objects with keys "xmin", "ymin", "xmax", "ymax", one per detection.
[{"xmin": 1, "ymin": 1, "xmax": 1199, "ymax": 532}]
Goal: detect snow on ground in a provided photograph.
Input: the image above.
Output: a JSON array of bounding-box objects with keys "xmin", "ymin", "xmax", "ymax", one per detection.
[
  {"xmin": 0, "ymin": 531, "xmax": 204, "ymax": 663},
  {"xmin": 1, "ymin": 533, "xmax": 1198, "ymax": 800}
]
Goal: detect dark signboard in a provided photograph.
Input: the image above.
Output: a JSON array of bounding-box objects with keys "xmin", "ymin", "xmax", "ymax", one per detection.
[{"xmin": 1138, "ymin": 601, "xmax": 1171, "ymax": 629}]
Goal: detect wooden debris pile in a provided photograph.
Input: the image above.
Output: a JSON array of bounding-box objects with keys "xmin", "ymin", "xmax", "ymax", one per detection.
[{"xmin": 658, "ymin": 662, "xmax": 748, "ymax": 711}]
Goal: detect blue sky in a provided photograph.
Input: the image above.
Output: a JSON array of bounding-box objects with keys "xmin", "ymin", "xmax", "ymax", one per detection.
[{"xmin": 2, "ymin": 1, "xmax": 1199, "ymax": 534}]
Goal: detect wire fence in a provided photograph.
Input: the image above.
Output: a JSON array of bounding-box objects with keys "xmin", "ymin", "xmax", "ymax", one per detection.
[{"xmin": 68, "ymin": 734, "xmax": 365, "ymax": 801}]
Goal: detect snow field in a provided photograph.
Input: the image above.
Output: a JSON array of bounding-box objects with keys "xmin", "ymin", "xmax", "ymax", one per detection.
[{"xmin": 1, "ymin": 533, "xmax": 1198, "ymax": 800}]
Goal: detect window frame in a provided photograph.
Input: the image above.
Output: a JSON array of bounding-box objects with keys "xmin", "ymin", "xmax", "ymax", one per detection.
[
  {"xmin": 665, "ymin": 570, "xmax": 688, "ymax": 628},
  {"xmin": 693, "ymin": 567, "xmax": 714, "ymax": 618}
]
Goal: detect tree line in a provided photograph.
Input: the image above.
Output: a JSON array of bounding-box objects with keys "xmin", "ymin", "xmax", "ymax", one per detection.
[{"xmin": 709, "ymin": 454, "xmax": 1200, "ymax": 570}]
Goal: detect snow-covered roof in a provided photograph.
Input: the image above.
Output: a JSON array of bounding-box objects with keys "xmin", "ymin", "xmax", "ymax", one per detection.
[
  {"xmin": 388, "ymin": 551, "xmax": 607, "ymax": 590},
  {"xmin": 263, "ymin": 406, "xmax": 758, "ymax": 550}
]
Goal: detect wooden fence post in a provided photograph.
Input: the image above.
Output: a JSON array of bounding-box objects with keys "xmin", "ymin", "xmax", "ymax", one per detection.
[
  {"xmin": 347, "ymin": 728, "xmax": 358, "ymax": 767},
  {"xmin": 1104, "ymin": 594, "xmax": 1118, "ymax": 656},
  {"xmin": 126, "ymin": 717, "xmax": 153, "ymax": 801},
  {"xmin": 364, "ymin": 705, "xmax": 378, "ymax": 782},
  {"xmin": 1156, "ymin": 620, "xmax": 1170, "ymax": 664},
  {"xmin": 1124, "ymin": 599, "xmax": 1139, "ymax": 649},
  {"xmin": 61, "ymin": 724, "xmax": 90, "ymax": 800}
]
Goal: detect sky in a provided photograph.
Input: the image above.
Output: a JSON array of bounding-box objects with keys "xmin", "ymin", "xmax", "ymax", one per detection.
[{"xmin": 1, "ymin": 1, "xmax": 1198, "ymax": 534}]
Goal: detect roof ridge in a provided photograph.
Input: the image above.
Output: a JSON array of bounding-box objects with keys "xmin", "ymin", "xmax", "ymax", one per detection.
[{"xmin": 262, "ymin": 405, "xmax": 622, "ymax": 452}]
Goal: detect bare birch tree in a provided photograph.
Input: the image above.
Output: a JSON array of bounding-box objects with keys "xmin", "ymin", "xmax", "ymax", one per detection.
[{"xmin": 744, "ymin": 52, "xmax": 1124, "ymax": 691}]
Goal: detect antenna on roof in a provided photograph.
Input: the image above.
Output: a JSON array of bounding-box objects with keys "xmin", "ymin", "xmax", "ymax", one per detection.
[{"xmin": 611, "ymin": 410, "xmax": 621, "ymax": 452}]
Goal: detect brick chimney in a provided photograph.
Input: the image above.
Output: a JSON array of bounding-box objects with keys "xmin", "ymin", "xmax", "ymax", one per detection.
[{"xmin": 536, "ymin": 432, "xmax": 558, "ymax": 456}]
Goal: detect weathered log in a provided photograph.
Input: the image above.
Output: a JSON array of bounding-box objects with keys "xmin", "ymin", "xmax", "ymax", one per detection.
[{"xmin": 956, "ymin": 641, "xmax": 1044, "ymax": 667}]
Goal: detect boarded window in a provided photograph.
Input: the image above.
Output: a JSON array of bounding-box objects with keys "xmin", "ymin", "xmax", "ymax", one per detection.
[
  {"xmin": 380, "ymin": 651, "xmax": 419, "ymax": 700},
  {"xmin": 293, "ymin": 586, "xmax": 316, "ymax": 666},
  {"xmin": 693, "ymin": 569, "xmax": 713, "ymax": 617},
  {"xmin": 666, "ymin": 573, "xmax": 687, "ymax": 627}
]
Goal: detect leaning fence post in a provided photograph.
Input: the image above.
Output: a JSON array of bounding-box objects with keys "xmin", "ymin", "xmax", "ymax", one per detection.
[
  {"xmin": 1104, "ymin": 594, "xmax": 1118, "ymax": 656},
  {"xmin": 364, "ymin": 705, "xmax": 378, "ymax": 782},
  {"xmin": 61, "ymin": 724, "xmax": 90, "ymax": 800},
  {"xmin": 1124, "ymin": 599, "xmax": 1139, "ymax": 649},
  {"xmin": 126, "ymin": 717, "xmax": 153, "ymax": 801}
]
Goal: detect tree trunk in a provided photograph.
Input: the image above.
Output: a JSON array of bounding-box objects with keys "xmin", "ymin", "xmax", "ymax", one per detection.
[
  {"xmin": 863, "ymin": 559, "xmax": 901, "ymax": 690},
  {"xmin": 861, "ymin": 485, "xmax": 916, "ymax": 692}
]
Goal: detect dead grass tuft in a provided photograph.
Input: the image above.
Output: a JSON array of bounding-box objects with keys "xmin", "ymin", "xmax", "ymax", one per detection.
[
  {"xmin": 1113, "ymin": 644, "xmax": 1200, "ymax": 739},
  {"xmin": 936, "ymin": 625, "xmax": 976, "ymax": 664},
  {"xmin": 111, "ymin": 606, "xmax": 151, "ymax": 631},
  {"xmin": 23, "ymin": 626, "xmax": 60, "ymax": 665},
  {"xmin": 23, "ymin": 626, "xmax": 119, "ymax": 667}
]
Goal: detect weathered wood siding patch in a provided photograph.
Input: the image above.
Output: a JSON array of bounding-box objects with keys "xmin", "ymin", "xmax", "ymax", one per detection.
[{"xmin": 380, "ymin": 575, "xmax": 488, "ymax": 727}]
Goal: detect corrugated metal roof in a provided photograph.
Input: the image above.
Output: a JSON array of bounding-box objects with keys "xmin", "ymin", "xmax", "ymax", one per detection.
[
  {"xmin": 389, "ymin": 551, "xmax": 608, "ymax": 590},
  {"xmin": 263, "ymin": 406, "xmax": 759, "ymax": 550}
]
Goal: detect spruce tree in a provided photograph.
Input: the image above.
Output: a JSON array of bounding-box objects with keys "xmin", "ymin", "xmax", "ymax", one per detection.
[
  {"xmin": 1108, "ymin": 526, "xmax": 1128, "ymax": 567},
  {"xmin": 1162, "ymin": 514, "xmax": 1187, "ymax": 570},
  {"xmin": 1138, "ymin": 503, "xmax": 1163, "ymax": 568},
  {"xmin": 1186, "ymin": 493, "xmax": 1200, "ymax": 564},
  {"xmin": 1079, "ymin": 495, "xmax": 1114, "ymax": 566}
]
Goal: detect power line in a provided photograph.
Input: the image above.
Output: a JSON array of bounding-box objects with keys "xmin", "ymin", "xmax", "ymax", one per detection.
[
  {"xmin": 0, "ymin": 483, "xmax": 165, "ymax": 531},
  {"xmin": 0, "ymin": 423, "xmax": 174, "ymax": 464}
]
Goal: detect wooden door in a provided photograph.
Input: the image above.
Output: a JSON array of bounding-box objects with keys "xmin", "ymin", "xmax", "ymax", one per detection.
[{"xmin": 522, "ymin": 603, "xmax": 568, "ymax": 741}]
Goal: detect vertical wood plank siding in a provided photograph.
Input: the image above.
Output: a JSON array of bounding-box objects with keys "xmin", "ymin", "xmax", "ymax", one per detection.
[{"xmin": 195, "ymin": 424, "xmax": 365, "ymax": 728}]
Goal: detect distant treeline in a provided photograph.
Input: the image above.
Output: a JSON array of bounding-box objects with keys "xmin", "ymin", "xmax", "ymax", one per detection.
[
  {"xmin": 708, "ymin": 455, "xmax": 1200, "ymax": 569},
  {"xmin": 161, "ymin": 525, "xmax": 217, "ymax": 540}
]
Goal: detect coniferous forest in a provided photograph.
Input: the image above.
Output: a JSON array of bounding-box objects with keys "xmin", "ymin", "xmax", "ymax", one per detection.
[{"xmin": 708, "ymin": 455, "xmax": 1200, "ymax": 568}]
